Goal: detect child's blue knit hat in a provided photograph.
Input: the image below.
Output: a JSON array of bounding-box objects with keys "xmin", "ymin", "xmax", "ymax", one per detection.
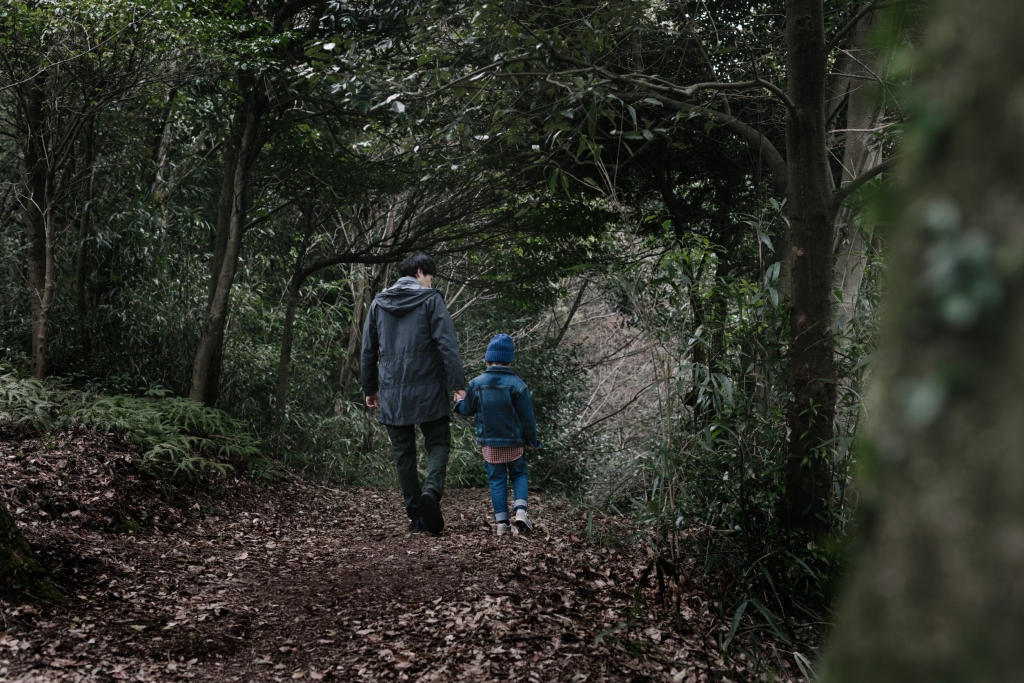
[{"xmin": 485, "ymin": 334, "xmax": 515, "ymax": 363}]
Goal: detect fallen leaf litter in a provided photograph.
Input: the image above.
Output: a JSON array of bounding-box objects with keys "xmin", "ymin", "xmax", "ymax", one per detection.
[{"xmin": 1, "ymin": 427, "xmax": 776, "ymax": 681}]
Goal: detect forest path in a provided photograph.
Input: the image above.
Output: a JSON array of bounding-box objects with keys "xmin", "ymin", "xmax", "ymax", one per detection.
[{"xmin": 2, "ymin": 433, "xmax": 724, "ymax": 682}]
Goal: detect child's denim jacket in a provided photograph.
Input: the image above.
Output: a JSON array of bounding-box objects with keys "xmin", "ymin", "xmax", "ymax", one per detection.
[{"xmin": 454, "ymin": 366, "xmax": 542, "ymax": 449}]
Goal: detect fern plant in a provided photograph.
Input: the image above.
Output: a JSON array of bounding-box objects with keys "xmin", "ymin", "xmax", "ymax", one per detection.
[
  {"xmin": 0, "ymin": 371, "xmax": 58, "ymax": 428},
  {"xmin": 0, "ymin": 367, "xmax": 270, "ymax": 482},
  {"xmin": 70, "ymin": 395, "xmax": 267, "ymax": 480}
]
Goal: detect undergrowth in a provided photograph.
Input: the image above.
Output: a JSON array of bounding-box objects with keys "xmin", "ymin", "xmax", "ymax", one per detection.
[{"xmin": 0, "ymin": 368, "xmax": 272, "ymax": 483}]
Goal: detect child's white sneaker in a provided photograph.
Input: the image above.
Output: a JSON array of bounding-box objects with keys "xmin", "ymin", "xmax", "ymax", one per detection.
[
  {"xmin": 514, "ymin": 509, "xmax": 533, "ymax": 533},
  {"xmin": 496, "ymin": 522, "xmax": 511, "ymax": 537}
]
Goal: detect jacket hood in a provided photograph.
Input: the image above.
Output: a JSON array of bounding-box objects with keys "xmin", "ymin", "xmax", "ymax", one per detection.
[{"xmin": 374, "ymin": 279, "xmax": 438, "ymax": 316}]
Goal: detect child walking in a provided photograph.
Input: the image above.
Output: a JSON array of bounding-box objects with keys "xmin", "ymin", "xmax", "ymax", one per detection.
[{"xmin": 454, "ymin": 334, "xmax": 542, "ymax": 536}]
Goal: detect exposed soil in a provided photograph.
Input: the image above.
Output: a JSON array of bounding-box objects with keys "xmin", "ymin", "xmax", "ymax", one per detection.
[{"xmin": 0, "ymin": 429, "xmax": 773, "ymax": 682}]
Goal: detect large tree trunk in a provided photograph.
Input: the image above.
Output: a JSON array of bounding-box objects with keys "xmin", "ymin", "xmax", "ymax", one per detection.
[
  {"xmin": 193, "ymin": 107, "xmax": 245, "ymax": 407},
  {"xmin": 783, "ymin": 0, "xmax": 836, "ymax": 539},
  {"xmin": 832, "ymin": 14, "xmax": 885, "ymax": 333},
  {"xmin": 189, "ymin": 97, "xmax": 263, "ymax": 406},
  {"xmin": 824, "ymin": 1, "xmax": 1024, "ymax": 679},
  {"xmin": 0, "ymin": 505, "xmax": 63, "ymax": 604}
]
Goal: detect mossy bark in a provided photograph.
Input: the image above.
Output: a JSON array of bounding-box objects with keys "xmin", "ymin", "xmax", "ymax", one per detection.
[
  {"xmin": 825, "ymin": 0, "xmax": 1024, "ymax": 679},
  {"xmin": 0, "ymin": 505, "xmax": 64, "ymax": 604}
]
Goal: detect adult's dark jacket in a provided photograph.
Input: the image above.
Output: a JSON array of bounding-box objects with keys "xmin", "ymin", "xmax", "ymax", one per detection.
[{"xmin": 360, "ymin": 277, "xmax": 466, "ymax": 426}]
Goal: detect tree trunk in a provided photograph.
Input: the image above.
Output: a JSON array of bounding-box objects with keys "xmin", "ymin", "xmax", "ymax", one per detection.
[
  {"xmin": 273, "ymin": 277, "xmax": 302, "ymax": 439},
  {"xmin": 75, "ymin": 118, "xmax": 97, "ymax": 357},
  {"xmin": 22, "ymin": 83, "xmax": 56, "ymax": 380},
  {"xmin": 273, "ymin": 237, "xmax": 310, "ymax": 438},
  {"xmin": 784, "ymin": 0, "xmax": 836, "ymax": 539},
  {"xmin": 0, "ymin": 505, "xmax": 63, "ymax": 604},
  {"xmin": 824, "ymin": 1, "xmax": 1024, "ymax": 679},
  {"xmin": 832, "ymin": 14, "xmax": 885, "ymax": 333},
  {"xmin": 150, "ymin": 87, "xmax": 178, "ymax": 198},
  {"xmin": 192, "ymin": 106, "xmax": 246, "ymax": 407},
  {"xmin": 208, "ymin": 106, "xmax": 244, "ymax": 306},
  {"xmin": 189, "ymin": 98, "xmax": 263, "ymax": 405},
  {"xmin": 338, "ymin": 264, "xmax": 368, "ymax": 396}
]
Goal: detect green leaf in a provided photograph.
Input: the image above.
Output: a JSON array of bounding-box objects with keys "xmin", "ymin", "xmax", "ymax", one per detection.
[{"xmin": 724, "ymin": 600, "xmax": 748, "ymax": 651}]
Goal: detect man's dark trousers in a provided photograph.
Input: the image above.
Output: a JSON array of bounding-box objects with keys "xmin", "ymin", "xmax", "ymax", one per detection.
[{"xmin": 385, "ymin": 416, "xmax": 450, "ymax": 520}]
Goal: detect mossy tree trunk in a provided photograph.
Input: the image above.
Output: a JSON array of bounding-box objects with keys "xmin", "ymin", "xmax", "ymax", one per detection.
[
  {"xmin": 0, "ymin": 505, "xmax": 63, "ymax": 604},
  {"xmin": 825, "ymin": 0, "xmax": 1024, "ymax": 679}
]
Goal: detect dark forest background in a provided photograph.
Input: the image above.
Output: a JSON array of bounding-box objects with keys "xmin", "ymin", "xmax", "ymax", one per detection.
[{"xmin": 0, "ymin": 0, "xmax": 922, "ymax": 671}]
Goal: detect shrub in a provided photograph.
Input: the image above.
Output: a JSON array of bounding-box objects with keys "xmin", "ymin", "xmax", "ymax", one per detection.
[
  {"xmin": 0, "ymin": 372, "xmax": 58, "ymax": 429},
  {"xmin": 0, "ymin": 368, "xmax": 270, "ymax": 482},
  {"xmin": 70, "ymin": 392, "xmax": 269, "ymax": 480}
]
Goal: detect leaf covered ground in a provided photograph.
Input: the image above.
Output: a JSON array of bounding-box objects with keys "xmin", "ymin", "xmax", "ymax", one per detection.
[{"xmin": 0, "ymin": 428, "xmax": 784, "ymax": 682}]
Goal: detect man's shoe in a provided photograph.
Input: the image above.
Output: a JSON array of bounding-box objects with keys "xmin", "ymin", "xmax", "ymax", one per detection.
[
  {"xmin": 496, "ymin": 522, "xmax": 511, "ymax": 537},
  {"xmin": 420, "ymin": 490, "xmax": 444, "ymax": 534},
  {"xmin": 514, "ymin": 508, "xmax": 533, "ymax": 533},
  {"xmin": 408, "ymin": 517, "xmax": 427, "ymax": 532}
]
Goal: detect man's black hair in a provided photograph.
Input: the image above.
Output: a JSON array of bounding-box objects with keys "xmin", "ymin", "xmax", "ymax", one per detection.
[{"xmin": 398, "ymin": 253, "xmax": 437, "ymax": 278}]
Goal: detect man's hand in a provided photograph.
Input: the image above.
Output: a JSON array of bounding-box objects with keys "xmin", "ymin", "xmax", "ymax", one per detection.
[
  {"xmin": 365, "ymin": 394, "xmax": 380, "ymax": 409},
  {"xmin": 453, "ymin": 389, "xmax": 466, "ymax": 402}
]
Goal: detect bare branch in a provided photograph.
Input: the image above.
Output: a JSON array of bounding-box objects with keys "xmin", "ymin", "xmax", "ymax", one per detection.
[
  {"xmin": 636, "ymin": 92, "xmax": 789, "ymax": 198},
  {"xmin": 831, "ymin": 155, "xmax": 901, "ymax": 209},
  {"xmin": 552, "ymin": 279, "xmax": 589, "ymax": 349},
  {"xmin": 573, "ymin": 58, "xmax": 797, "ymax": 114},
  {"xmin": 827, "ymin": 1, "xmax": 882, "ymax": 54},
  {"xmin": 826, "ymin": 1, "xmax": 926, "ymax": 54}
]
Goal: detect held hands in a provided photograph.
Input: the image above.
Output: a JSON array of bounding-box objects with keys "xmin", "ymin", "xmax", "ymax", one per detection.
[{"xmin": 369, "ymin": 392, "xmax": 463, "ymax": 410}]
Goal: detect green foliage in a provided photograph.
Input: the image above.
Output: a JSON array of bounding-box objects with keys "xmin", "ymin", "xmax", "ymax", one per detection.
[
  {"xmin": 0, "ymin": 372, "xmax": 57, "ymax": 429},
  {"xmin": 0, "ymin": 368, "xmax": 269, "ymax": 483},
  {"xmin": 509, "ymin": 340, "xmax": 589, "ymax": 490},
  {"xmin": 0, "ymin": 0, "xmax": 902, "ymax": 664},
  {"xmin": 442, "ymin": 417, "xmax": 490, "ymax": 489},
  {"xmin": 70, "ymin": 393, "xmax": 266, "ymax": 481},
  {"xmin": 276, "ymin": 400, "xmax": 395, "ymax": 486},
  {"xmin": 615, "ymin": 230, "xmax": 878, "ymax": 661}
]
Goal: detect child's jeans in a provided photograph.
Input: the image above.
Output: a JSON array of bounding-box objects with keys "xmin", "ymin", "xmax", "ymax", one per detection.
[{"xmin": 485, "ymin": 456, "xmax": 528, "ymax": 522}]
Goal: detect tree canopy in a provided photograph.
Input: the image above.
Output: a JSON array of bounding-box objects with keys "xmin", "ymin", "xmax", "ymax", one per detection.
[{"xmin": 0, "ymin": 0, "xmax": 950, "ymax": 677}]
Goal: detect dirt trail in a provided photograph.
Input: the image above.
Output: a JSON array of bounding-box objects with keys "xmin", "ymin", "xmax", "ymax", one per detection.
[{"xmin": 1, "ymin": 431, "xmax": 736, "ymax": 682}]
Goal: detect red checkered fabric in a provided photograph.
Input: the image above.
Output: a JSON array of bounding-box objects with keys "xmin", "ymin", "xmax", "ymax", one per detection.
[{"xmin": 481, "ymin": 445, "xmax": 524, "ymax": 464}]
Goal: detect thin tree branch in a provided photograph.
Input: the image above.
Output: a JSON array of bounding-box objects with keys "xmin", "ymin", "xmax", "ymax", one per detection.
[
  {"xmin": 831, "ymin": 155, "xmax": 901, "ymax": 209},
  {"xmin": 552, "ymin": 279, "xmax": 589, "ymax": 349},
  {"xmin": 243, "ymin": 198, "xmax": 298, "ymax": 232},
  {"xmin": 578, "ymin": 59, "xmax": 797, "ymax": 114},
  {"xmin": 825, "ymin": 0, "xmax": 926, "ymax": 54},
  {"xmin": 636, "ymin": 92, "xmax": 789, "ymax": 198},
  {"xmin": 826, "ymin": 1, "xmax": 882, "ymax": 54}
]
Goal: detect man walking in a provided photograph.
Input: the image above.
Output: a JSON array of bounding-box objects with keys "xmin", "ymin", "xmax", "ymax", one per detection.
[{"xmin": 360, "ymin": 253, "xmax": 465, "ymax": 534}]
